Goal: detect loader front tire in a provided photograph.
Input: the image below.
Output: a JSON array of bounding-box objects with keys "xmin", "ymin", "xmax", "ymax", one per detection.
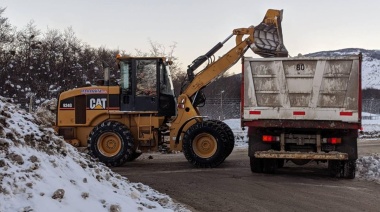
[
  {"xmin": 88, "ymin": 121, "xmax": 134, "ymax": 167},
  {"xmin": 183, "ymin": 121, "xmax": 227, "ymax": 168},
  {"xmin": 210, "ymin": 120, "xmax": 235, "ymax": 158}
]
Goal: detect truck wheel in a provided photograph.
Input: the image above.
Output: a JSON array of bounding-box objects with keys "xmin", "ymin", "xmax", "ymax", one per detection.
[
  {"xmin": 343, "ymin": 160, "xmax": 356, "ymax": 179},
  {"xmin": 183, "ymin": 121, "xmax": 227, "ymax": 168},
  {"xmin": 209, "ymin": 120, "xmax": 235, "ymax": 158},
  {"xmin": 277, "ymin": 159, "xmax": 285, "ymax": 168},
  {"xmin": 249, "ymin": 131, "xmax": 270, "ymax": 173},
  {"xmin": 263, "ymin": 159, "xmax": 277, "ymax": 174},
  {"xmin": 328, "ymin": 160, "xmax": 342, "ymax": 178},
  {"xmin": 250, "ymin": 157, "xmax": 264, "ymax": 173},
  {"xmin": 88, "ymin": 121, "xmax": 134, "ymax": 167}
]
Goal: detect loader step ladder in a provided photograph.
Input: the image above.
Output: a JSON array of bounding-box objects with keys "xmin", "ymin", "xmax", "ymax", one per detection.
[{"xmin": 137, "ymin": 113, "xmax": 153, "ymax": 142}]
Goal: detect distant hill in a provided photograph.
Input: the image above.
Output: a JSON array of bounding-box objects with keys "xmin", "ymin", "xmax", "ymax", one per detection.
[
  {"xmin": 197, "ymin": 48, "xmax": 380, "ymax": 119},
  {"xmin": 218, "ymin": 48, "xmax": 380, "ymax": 96},
  {"xmin": 306, "ymin": 48, "xmax": 380, "ymax": 90}
]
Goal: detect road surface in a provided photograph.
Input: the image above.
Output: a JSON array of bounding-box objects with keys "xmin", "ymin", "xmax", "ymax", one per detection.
[{"xmin": 112, "ymin": 139, "xmax": 380, "ymax": 212}]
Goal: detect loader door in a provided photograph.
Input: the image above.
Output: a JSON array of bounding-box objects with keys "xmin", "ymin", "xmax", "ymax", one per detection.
[
  {"xmin": 134, "ymin": 59, "xmax": 158, "ymax": 111},
  {"xmin": 119, "ymin": 58, "xmax": 176, "ymax": 115},
  {"xmin": 119, "ymin": 59, "xmax": 159, "ymax": 111},
  {"xmin": 158, "ymin": 60, "xmax": 176, "ymax": 117}
]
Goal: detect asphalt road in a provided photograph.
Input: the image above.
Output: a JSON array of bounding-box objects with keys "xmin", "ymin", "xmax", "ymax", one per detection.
[{"xmin": 112, "ymin": 140, "xmax": 380, "ymax": 212}]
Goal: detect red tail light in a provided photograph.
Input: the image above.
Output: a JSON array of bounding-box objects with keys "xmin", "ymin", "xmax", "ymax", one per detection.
[
  {"xmin": 327, "ymin": 138, "xmax": 341, "ymax": 144},
  {"xmin": 340, "ymin": 111, "xmax": 353, "ymax": 116},
  {"xmin": 250, "ymin": 110, "xmax": 261, "ymax": 115},
  {"xmin": 262, "ymin": 135, "xmax": 279, "ymax": 143},
  {"xmin": 293, "ymin": 111, "xmax": 305, "ymax": 116}
]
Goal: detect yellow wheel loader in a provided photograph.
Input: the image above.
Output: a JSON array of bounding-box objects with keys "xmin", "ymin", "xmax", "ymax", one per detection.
[{"xmin": 55, "ymin": 9, "xmax": 288, "ymax": 167}]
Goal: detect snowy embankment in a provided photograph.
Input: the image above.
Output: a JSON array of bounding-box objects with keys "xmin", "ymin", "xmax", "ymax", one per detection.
[
  {"xmin": 0, "ymin": 97, "xmax": 189, "ymax": 212},
  {"xmin": 1, "ymin": 96, "xmax": 380, "ymax": 212},
  {"xmin": 223, "ymin": 117, "xmax": 380, "ymax": 184}
]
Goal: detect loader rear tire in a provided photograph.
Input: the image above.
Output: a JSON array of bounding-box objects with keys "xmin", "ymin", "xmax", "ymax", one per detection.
[
  {"xmin": 126, "ymin": 151, "xmax": 142, "ymax": 162},
  {"xmin": 183, "ymin": 120, "xmax": 227, "ymax": 168},
  {"xmin": 88, "ymin": 121, "xmax": 134, "ymax": 167},
  {"xmin": 209, "ymin": 120, "xmax": 235, "ymax": 158}
]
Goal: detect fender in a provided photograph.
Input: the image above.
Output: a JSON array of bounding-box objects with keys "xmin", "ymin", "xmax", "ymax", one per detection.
[{"xmin": 175, "ymin": 116, "xmax": 208, "ymax": 144}]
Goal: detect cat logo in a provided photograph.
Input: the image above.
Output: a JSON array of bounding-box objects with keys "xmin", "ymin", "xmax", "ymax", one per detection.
[{"xmin": 89, "ymin": 98, "xmax": 107, "ymax": 109}]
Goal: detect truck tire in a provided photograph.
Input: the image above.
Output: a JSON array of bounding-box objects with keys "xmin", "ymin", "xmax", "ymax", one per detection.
[
  {"xmin": 343, "ymin": 160, "xmax": 356, "ymax": 179},
  {"xmin": 249, "ymin": 130, "xmax": 271, "ymax": 173},
  {"xmin": 209, "ymin": 120, "xmax": 235, "ymax": 158},
  {"xmin": 183, "ymin": 120, "xmax": 227, "ymax": 168},
  {"xmin": 328, "ymin": 160, "xmax": 342, "ymax": 178},
  {"xmin": 277, "ymin": 159, "xmax": 285, "ymax": 168},
  {"xmin": 250, "ymin": 157, "xmax": 263, "ymax": 173},
  {"xmin": 87, "ymin": 121, "xmax": 134, "ymax": 167},
  {"xmin": 263, "ymin": 159, "xmax": 277, "ymax": 174}
]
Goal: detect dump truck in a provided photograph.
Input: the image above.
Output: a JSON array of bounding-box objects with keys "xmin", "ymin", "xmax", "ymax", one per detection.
[
  {"xmin": 242, "ymin": 54, "xmax": 362, "ymax": 178},
  {"xmin": 55, "ymin": 9, "xmax": 288, "ymax": 167}
]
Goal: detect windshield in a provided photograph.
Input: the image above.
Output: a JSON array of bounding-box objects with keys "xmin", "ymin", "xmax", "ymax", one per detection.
[{"xmin": 136, "ymin": 60, "xmax": 157, "ymax": 96}]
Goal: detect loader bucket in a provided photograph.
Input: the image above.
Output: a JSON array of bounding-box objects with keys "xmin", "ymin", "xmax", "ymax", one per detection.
[{"xmin": 251, "ymin": 9, "xmax": 288, "ymax": 57}]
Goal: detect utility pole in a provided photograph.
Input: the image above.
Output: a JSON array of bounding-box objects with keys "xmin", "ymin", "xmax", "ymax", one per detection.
[{"xmin": 220, "ymin": 90, "xmax": 225, "ymax": 120}]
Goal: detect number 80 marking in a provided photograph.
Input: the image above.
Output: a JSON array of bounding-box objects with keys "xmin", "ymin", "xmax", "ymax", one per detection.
[{"xmin": 296, "ymin": 64, "xmax": 305, "ymax": 70}]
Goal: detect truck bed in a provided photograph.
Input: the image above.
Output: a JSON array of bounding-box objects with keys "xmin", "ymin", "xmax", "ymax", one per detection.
[{"xmin": 242, "ymin": 55, "xmax": 361, "ymax": 126}]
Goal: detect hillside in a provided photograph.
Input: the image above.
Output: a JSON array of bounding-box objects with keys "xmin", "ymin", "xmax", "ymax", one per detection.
[
  {"xmin": 210, "ymin": 48, "xmax": 380, "ymax": 97},
  {"xmin": 306, "ymin": 48, "xmax": 380, "ymax": 89}
]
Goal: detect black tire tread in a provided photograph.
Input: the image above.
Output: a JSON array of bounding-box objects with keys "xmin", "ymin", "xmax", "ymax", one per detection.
[
  {"xmin": 183, "ymin": 120, "xmax": 227, "ymax": 168},
  {"xmin": 87, "ymin": 121, "xmax": 134, "ymax": 167},
  {"xmin": 209, "ymin": 120, "xmax": 235, "ymax": 158},
  {"xmin": 249, "ymin": 131, "xmax": 271, "ymax": 173}
]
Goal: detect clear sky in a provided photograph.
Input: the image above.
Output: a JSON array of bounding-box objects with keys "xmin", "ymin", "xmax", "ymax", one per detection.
[{"xmin": 2, "ymin": 0, "xmax": 379, "ymax": 73}]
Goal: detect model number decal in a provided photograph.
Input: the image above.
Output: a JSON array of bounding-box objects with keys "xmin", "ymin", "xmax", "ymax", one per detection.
[
  {"xmin": 62, "ymin": 103, "xmax": 73, "ymax": 108},
  {"xmin": 60, "ymin": 97, "xmax": 74, "ymax": 110}
]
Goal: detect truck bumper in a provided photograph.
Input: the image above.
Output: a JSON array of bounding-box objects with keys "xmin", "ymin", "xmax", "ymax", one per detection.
[{"xmin": 254, "ymin": 151, "xmax": 348, "ymax": 160}]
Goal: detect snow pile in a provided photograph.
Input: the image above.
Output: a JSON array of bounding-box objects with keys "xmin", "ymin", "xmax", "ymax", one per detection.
[
  {"xmin": 0, "ymin": 96, "xmax": 189, "ymax": 212},
  {"xmin": 361, "ymin": 113, "xmax": 380, "ymax": 138},
  {"xmin": 223, "ymin": 119, "xmax": 248, "ymax": 147},
  {"xmin": 356, "ymin": 154, "xmax": 380, "ymax": 183}
]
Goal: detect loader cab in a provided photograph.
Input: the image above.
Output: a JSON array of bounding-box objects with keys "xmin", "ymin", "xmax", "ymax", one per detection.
[{"xmin": 118, "ymin": 56, "xmax": 176, "ymax": 117}]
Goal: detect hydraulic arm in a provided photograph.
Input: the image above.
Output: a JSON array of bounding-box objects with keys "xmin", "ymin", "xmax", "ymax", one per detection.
[
  {"xmin": 170, "ymin": 9, "xmax": 288, "ymax": 150},
  {"xmin": 183, "ymin": 9, "xmax": 288, "ymax": 98}
]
